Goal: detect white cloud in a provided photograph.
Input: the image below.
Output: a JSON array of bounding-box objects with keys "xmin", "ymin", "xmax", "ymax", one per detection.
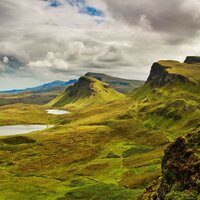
[
  {"xmin": 0, "ymin": 0, "xmax": 200, "ymax": 90},
  {"xmin": 28, "ymin": 51, "xmax": 68, "ymax": 69},
  {"xmin": 2, "ymin": 56, "xmax": 9, "ymax": 64}
]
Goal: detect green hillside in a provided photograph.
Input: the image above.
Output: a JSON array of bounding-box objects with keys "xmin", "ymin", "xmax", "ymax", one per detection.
[
  {"xmin": 0, "ymin": 58, "xmax": 199, "ymax": 200},
  {"xmin": 0, "ymin": 81, "xmax": 77, "ymax": 106},
  {"xmin": 49, "ymin": 76, "xmax": 125, "ymax": 108},
  {"xmin": 134, "ymin": 59, "xmax": 200, "ymax": 199}
]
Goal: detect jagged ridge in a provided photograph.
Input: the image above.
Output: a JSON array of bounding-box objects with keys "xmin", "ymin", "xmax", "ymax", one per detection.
[{"xmin": 184, "ymin": 56, "xmax": 200, "ymax": 64}]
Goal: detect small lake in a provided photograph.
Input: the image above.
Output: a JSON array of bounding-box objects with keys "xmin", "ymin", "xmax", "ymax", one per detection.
[
  {"xmin": 46, "ymin": 109, "xmax": 69, "ymax": 115},
  {"xmin": 0, "ymin": 125, "xmax": 51, "ymax": 136}
]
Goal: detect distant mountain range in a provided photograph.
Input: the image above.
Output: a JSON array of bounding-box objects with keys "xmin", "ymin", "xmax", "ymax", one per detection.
[
  {"xmin": 0, "ymin": 80, "xmax": 77, "ymax": 94},
  {"xmin": 0, "ymin": 79, "xmax": 77, "ymax": 106},
  {"xmin": 0, "ymin": 72, "xmax": 144, "ymax": 106},
  {"xmin": 0, "ymin": 73, "xmax": 144, "ymax": 94}
]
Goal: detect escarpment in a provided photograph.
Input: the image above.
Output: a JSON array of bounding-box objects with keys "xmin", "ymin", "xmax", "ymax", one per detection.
[
  {"xmin": 184, "ymin": 56, "xmax": 200, "ymax": 64},
  {"xmin": 147, "ymin": 62, "xmax": 189, "ymax": 86}
]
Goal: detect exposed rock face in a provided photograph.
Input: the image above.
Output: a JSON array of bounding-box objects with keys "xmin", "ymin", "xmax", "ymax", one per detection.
[
  {"xmin": 66, "ymin": 76, "xmax": 95, "ymax": 97},
  {"xmin": 138, "ymin": 129, "xmax": 200, "ymax": 200},
  {"xmin": 147, "ymin": 62, "xmax": 189, "ymax": 86},
  {"xmin": 156, "ymin": 134, "xmax": 200, "ymax": 199},
  {"xmin": 184, "ymin": 56, "xmax": 200, "ymax": 64}
]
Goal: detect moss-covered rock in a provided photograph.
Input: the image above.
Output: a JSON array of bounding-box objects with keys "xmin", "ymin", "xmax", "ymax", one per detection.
[{"xmin": 138, "ymin": 129, "xmax": 200, "ymax": 200}]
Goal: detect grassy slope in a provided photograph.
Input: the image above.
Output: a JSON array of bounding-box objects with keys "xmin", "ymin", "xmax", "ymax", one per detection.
[
  {"xmin": 0, "ymin": 103, "xmax": 63, "ymax": 126},
  {"xmin": 0, "ymin": 60, "xmax": 199, "ymax": 199},
  {"xmin": 0, "ymin": 98, "xmax": 168, "ymax": 200},
  {"xmin": 133, "ymin": 60, "xmax": 200, "ymax": 199},
  {"xmin": 49, "ymin": 76, "xmax": 125, "ymax": 109},
  {"xmin": 158, "ymin": 60, "xmax": 200, "ymax": 83},
  {"xmin": 0, "ymin": 91, "xmax": 61, "ymax": 106},
  {"xmin": 131, "ymin": 60, "xmax": 200, "ymax": 136}
]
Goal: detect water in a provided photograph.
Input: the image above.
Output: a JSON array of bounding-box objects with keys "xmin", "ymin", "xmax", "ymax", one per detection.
[
  {"xmin": 0, "ymin": 125, "xmax": 51, "ymax": 136},
  {"xmin": 46, "ymin": 109, "xmax": 69, "ymax": 115}
]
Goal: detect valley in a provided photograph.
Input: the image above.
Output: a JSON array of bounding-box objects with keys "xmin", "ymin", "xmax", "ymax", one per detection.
[{"xmin": 0, "ymin": 58, "xmax": 199, "ymax": 200}]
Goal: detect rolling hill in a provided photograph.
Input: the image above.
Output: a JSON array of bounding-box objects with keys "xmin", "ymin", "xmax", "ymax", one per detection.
[
  {"xmin": 0, "ymin": 57, "xmax": 199, "ymax": 200},
  {"xmin": 49, "ymin": 75, "xmax": 125, "ymax": 108}
]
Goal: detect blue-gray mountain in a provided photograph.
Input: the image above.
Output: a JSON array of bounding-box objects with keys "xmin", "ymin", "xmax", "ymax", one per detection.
[{"xmin": 0, "ymin": 80, "xmax": 77, "ymax": 94}]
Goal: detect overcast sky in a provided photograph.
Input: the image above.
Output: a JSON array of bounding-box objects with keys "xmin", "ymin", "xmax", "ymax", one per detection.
[{"xmin": 0, "ymin": 0, "xmax": 200, "ymax": 90}]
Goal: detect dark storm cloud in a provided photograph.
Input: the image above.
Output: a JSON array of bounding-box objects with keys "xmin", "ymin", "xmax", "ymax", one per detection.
[
  {"xmin": 0, "ymin": 1, "xmax": 17, "ymax": 24},
  {"xmin": 104, "ymin": 0, "xmax": 200, "ymax": 43}
]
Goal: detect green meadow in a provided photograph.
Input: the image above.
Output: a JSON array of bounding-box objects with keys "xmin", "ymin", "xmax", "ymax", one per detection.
[{"xmin": 0, "ymin": 60, "xmax": 200, "ymax": 200}]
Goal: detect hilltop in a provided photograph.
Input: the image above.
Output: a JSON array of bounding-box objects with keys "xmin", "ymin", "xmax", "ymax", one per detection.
[
  {"xmin": 184, "ymin": 56, "xmax": 200, "ymax": 64},
  {"xmin": 49, "ymin": 75, "xmax": 125, "ymax": 108},
  {"xmin": 85, "ymin": 72, "xmax": 145, "ymax": 92},
  {"xmin": 147, "ymin": 60, "xmax": 200, "ymax": 85}
]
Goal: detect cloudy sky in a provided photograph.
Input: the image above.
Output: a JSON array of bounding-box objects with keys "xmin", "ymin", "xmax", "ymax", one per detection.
[{"xmin": 0, "ymin": 0, "xmax": 200, "ymax": 90}]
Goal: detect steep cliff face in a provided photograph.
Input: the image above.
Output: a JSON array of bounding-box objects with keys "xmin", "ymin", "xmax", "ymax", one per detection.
[
  {"xmin": 184, "ymin": 56, "xmax": 200, "ymax": 64},
  {"xmin": 135, "ymin": 58, "xmax": 200, "ymax": 200},
  {"xmin": 156, "ymin": 131, "xmax": 200, "ymax": 199},
  {"xmin": 147, "ymin": 62, "xmax": 190, "ymax": 86},
  {"xmin": 64, "ymin": 76, "xmax": 96, "ymax": 98}
]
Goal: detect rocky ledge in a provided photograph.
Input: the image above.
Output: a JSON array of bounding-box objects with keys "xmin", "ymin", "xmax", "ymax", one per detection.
[
  {"xmin": 147, "ymin": 62, "xmax": 189, "ymax": 86},
  {"xmin": 184, "ymin": 56, "xmax": 200, "ymax": 64}
]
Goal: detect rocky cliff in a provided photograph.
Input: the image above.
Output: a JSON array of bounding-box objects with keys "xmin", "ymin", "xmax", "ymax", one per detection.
[
  {"xmin": 147, "ymin": 61, "xmax": 190, "ymax": 86},
  {"xmin": 138, "ymin": 127, "xmax": 200, "ymax": 200},
  {"xmin": 184, "ymin": 56, "xmax": 200, "ymax": 64}
]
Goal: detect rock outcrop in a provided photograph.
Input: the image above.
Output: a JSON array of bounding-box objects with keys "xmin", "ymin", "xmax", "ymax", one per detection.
[
  {"xmin": 147, "ymin": 62, "xmax": 189, "ymax": 86},
  {"xmin": 49, "ymin": 76, "xmax": 124, "ymax": 107},
  {"xmin": 138, "ymin": 128, "xmax": 200, "ymax": 200},
  {"xmin": 184, "ymin": 56, "xmax": 200, "ymax": 64}
]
